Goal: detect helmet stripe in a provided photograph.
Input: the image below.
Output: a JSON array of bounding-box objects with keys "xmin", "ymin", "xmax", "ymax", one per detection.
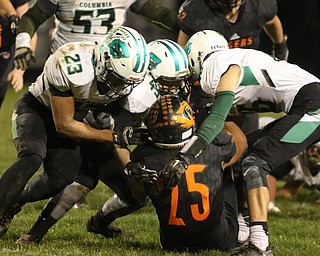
[
  {"xmin": 124, "ymin": 27, "xmax": 147, "ymax": 74},
  {"xmin": 166, "ymin": 39, "xmax": 188, "ymax": 69},
  {"xmin": 159, "ymin": 40, "xmax": 180, "ymax": 71}
]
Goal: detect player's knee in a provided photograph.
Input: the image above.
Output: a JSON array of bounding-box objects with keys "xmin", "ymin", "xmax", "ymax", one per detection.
[{"xmin": 241, "ymin": 152, "xmax": 271, "ymax": 190}]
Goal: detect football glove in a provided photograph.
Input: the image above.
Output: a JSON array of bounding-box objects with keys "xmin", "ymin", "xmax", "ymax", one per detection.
[
  {"xmin": 112, "ymin": 126, "xmax": 149, "ymax": 148},
  {"xmin": 14, "ymin": 47, "xmax": 36, "ymax": 70},
  {"xmin": 162, "ymin": 135, "xmax": 207, "ymax": 189},
  {"xmin": 8, "ymin": 14, "xmax": 20, "ymax": 35},
  {"xmin": 273, "ymin": 35, "xmax": 289, "ymax": 61},
  {"xmin": 83, "ymin": 110, "xmax": 114, "ymax": 130},
  {"xmin": 124, "ymin": 162, "xmax": 158, "ymax": 184}
]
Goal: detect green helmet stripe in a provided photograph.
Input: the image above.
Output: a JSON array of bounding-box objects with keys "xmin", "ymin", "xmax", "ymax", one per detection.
[
  {"xmin": 125, "ymin": 28, "xmax": 147, "ymax": 73},
  {"xmin": 167, "ymin": 39, "xmax": 188, "ymax": 69},
  {"xmin": 159, "ymin": 40, "xmax": 180, "ymax": 71}
]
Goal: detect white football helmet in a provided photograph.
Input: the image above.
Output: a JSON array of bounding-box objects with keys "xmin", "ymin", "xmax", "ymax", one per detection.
[
  {"xmin": 185, "ymin": 30, "xmax": 228, "ymax": 80},
  {"xmin": 95, "ymin": 26, "xmax": 150, "ymax": 99},
  {"xmin": 148, "ymin": 39, "xmax": 190, "ymax": 99}
]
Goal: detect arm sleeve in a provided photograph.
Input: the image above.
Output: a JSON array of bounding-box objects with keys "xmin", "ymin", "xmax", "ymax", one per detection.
[
  {"xmin": 197, "ymin": 91, "xmax": 235, "ymax": 145},
  {"xmin": 16, "ymin": 1, "xmax": 56, "ymax": 37},
  {"xmin": 130, "ymin": 0, "xmax": 179, "ymax": 34}
]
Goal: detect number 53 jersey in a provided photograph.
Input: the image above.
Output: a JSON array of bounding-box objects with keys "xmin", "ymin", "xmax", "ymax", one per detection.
[{"xmin": 38, "ymin": 0, "xmax": 136, "ymax": 52}]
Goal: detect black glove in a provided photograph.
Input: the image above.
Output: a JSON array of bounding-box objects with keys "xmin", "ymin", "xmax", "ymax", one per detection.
[
  {"xmin": 14, "ymin": 47, "xmax": 36, "ymax": 70},
  {"xmin": 161, "ymin": 135, "xmax": 207, "ymax": 189},
  {"xmin": 161, "ymin": 153, "xmax": 192, "ymax": 189},
  {"xmin": 273, "ymin": 35, "xmax": 289, "ymax": 61},
  {"xmin": 83, "ymin": 110, "xmax": 114, "ymax": 130},
  {"xmin": 112, "ymin": 126, "xmax": 149, "ymax": 148},
  {"xmin": 8, "ymin": 14, "xmax": 20, "ymax": 35},
  {"xmin": 125, "ymin": 162, "xmax": 158, "ymax": 184}
]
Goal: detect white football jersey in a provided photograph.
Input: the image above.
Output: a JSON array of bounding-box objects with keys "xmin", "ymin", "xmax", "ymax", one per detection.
[
  {"xmin": 201, "ymin": 48, "xmax": 320, "ymax": 114},
  {"xmin": 37, "ymin": 0, "xmax": 136, "ymax": 52},
  {"xmin": 123, "ymin": 74, "xmax": 160, "ymax": 113},
  {"xmin": 29, "ymin": 42, "xmax": 119, "ymax": 112}
]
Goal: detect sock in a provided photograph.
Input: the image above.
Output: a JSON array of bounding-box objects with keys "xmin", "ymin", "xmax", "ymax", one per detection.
[
  {"xmin": 249, "ymin": 222, "xmax": 269, "ymax": 251},
  {"xmin": 28, "ymin": 215, "xmax": 57, "ymax": 238},
  {"xmin": 238, "ymin": 208, "xmax": 250, "ymax": 243}
]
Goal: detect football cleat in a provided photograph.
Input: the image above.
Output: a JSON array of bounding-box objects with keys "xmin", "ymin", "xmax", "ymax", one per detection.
[
  {"xmin": 0, "ymin": 204, "xmax": 22, "ymax": 237},
  {"xmin": 86, "ymin": 216, "xmax": 129, "ymax": 238},
  {"xmin": 267, "ymin": 201, "xmax": 281, "ymax": 213},
  {"xmin": 15, "ymin": 233, "xmax": 42, "ymax": 245},
  {"xmin": 234, "ymin": 243, "xmax": 273, "ymax": 256}
]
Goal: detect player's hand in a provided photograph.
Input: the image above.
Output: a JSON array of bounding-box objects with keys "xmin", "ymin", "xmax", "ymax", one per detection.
[
  {"xmin": 125, "ymin": 162, "xmax": 158, "ymax": 184},
  {"xmin": 273, "ymin": 35, "xmax": 289, "ymax": 61},
  {"xmin": 112, "ymin": 126, "xmax": 148, "ymax": 148},
  {"xmin": 161, "ymin": 153, "xmax": 192, "ymax": 189},
  {"xmin": 14, "ymin": 47, "xmax": 36, "ymax": 70},
  {"xmin": 7, "ymin": 68, "xmax": 24, "ymax": 92},
  {"xmin": 83, "ymin": 110, "xmax": 114, "ymax": 130},
  {"xmin": 8, "ymin": 14, "xmax": 20, "ymax": 35}
]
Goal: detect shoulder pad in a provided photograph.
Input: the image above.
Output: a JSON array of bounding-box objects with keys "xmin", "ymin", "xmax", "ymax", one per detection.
[{"xmin": 46, "ymin": 43, "xmax": 95, "ymax": 90}]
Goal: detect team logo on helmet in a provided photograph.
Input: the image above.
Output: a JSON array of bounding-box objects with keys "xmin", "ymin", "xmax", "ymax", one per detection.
[
  {"xmin": 149, "ymin": 52, "xmax": 162, "ymax": 70},
  {"xmin": 108, "ymin": 39, "xmax": 130, "ymax": 59}
]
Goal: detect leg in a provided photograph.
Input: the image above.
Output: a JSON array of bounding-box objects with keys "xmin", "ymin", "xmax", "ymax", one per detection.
[
  {"xmin": 0, "ymin": 92, "xmax": 48, "ymax": 236},
  {"xmin": 16, "ymin": 181, "xmax": 91, "ymax": 245},
  {"xmin": 241, "ymin": 152, "xmax": 271, "ymax": 253}
]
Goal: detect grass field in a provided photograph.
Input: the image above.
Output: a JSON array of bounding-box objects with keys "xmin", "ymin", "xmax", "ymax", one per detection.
[{"xmin": 0, "ymin": 86, "xmax": 319, "ymax": 256}]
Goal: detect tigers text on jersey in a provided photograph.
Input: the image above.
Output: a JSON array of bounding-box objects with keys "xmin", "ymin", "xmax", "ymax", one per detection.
[
  {"xmin": 29, "ymin": 42, "xmax": 118, "ymax": 111},
  {"xmin": 178, "ymin": 0, "xmax": 277, "ymax": 49},
  {"xmin": 37, "ymin": 0, "xmax": 136, "ymax": 52},
  {"xmin": 201, "ymin": 48, "xmax": 320, "ymax": 114}
]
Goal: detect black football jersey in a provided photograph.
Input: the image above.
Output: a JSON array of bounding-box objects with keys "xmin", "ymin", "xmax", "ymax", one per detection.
[
  {"xmin": 131, "ymin": 130, "xmax": 237, "ymax": 250},
  {"xmin": 178, "ymin": 0, "xmax": 277, "ymax": 49}
]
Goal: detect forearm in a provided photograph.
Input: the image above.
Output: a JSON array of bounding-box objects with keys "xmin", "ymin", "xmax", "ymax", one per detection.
[
  {"xmin": 197, "ymin": 91, "xmax": 235, "ymax": 145},
  {"xmin": 0, "ymin": 0, "xmax": 16, "ymax": 16},
  {"xmin": 263, "ymin": 15, "xmax": 284, "ymax": 44},
  {"xmin": 54, "ymin": 118, "xmax": 114, "ymax": 143},
  {"xmin": 16, "ymin": 4, "xmax": 51, "ymax": 45},
  {"xmin": 131, "ymin": 0, "xmax": 179, "ymax": 34},
  {"xmin": 222, "ymin": 121, "xmax": 248, "ymax": 168}
]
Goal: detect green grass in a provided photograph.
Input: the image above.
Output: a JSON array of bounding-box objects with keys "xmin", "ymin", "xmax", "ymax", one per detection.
[{"xmin": 0, "ymin": 87, "xmax": 319, "ymax": 256}]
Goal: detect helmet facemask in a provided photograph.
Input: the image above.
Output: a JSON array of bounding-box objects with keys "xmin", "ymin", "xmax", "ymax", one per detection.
[
  {"xmin": 148, "ymin": 39, "xmax": 191, "ymax": 101},
  {"xmin": 95, "ymin": 26, "xmax": 149, "ymax": 99},
  {"xmin": 155, "ymin": 76, "xmax": 191, "ymax": 101},
  {"xmin": 96, "ymin": 52, "xmax": 139, "ymax": 99}
]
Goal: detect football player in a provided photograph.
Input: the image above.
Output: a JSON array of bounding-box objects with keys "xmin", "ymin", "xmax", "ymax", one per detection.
[
  {"xmin": 177, "ymin": 0, "xmax": 289, "ymax": 145},
  {"xmin": 0, "ymin": 26, "xmax": 149, "ymax": 237},
  {"xmin": 162, "ymin": 30, "xmax": 320, "ymax": 255},
  {"xmin": 14, "ymin": 39, "xmax": 192, "ymax": 244},
  {"xmin": 14, "ymin": 0, "xmax": 179, "ymax": 70},
  {"xmin": 91, "ymin": 94, "xmax": 247, "ymax": 252}
]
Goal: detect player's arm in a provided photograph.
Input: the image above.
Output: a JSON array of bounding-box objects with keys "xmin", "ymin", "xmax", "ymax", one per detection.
[
  {"xmin": 15, "ymin": 1, "xmax": 54, "ymax": 70},
  {"xmin": 177, "ymin": 30, "xmax": 190, "ymax": 48},
  {"xmin": 130, "ymin": 0, "xmax": 179, "ymax": 34},
  {"xmin": 0, "ymin": 0, "xmax": 16, "ymax": 16},
  {"xmin": 222, "ymin": 121, "xmax": 247, "ymax": 169},
  {"xmin": 263, "ymin": 15, "xmax": 288, "ymax": 60},
  {"xmin": 7, "ymin": 2, "xmax": 37, "ymax": 92},
  {"xmin": 50, "ymin": 93, "xmax": 114, "ymax": 143},
  {"xmin": 197, "ymin": 64, "xmax": 240, "ymax": 145}
]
